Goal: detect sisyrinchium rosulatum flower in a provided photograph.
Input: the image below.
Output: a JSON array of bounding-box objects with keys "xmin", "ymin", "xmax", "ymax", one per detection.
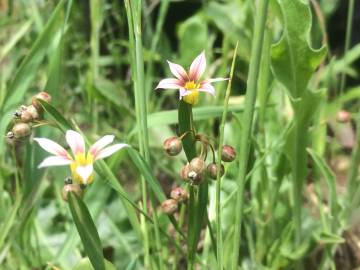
[
  {"xmin": 155, "ymin": 51, "xmax": 228, "ymax": 105},
  {"xmin": 156, "ymin": 51, "xmax": 237, "ymax": 224},
  {"xmin": 34, "ymin": 130, "xmax": 128, "ymax": 185}
]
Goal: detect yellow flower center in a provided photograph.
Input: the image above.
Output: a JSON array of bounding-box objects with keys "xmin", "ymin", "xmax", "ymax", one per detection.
[
  {"xmin": 70, "ymin": 153, "xmax": 94, "ymax": 184},
  {"xmin": 183, "ymin": 81, "xmax": 200, "ymax": 105}
]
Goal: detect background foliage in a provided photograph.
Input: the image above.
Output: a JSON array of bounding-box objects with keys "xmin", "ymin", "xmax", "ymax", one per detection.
[{"xmin": 0, "ymin": 0, "xmax": 360, "ymax": 269}]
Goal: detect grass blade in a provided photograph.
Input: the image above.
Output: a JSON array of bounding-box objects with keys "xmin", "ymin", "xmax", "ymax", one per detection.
[{"xmin": 68, "ymin": 192, "xmax": 105, "ymax": 270}]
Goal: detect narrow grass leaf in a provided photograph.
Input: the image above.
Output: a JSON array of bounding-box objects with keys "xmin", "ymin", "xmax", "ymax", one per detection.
[{"xmin": 68, "ymin": 192, "xmax": 105, "ymax": 270}]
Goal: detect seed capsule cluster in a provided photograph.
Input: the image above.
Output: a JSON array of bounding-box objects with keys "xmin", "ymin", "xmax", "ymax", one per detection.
[
  {"xmin": 6, "ymin": 91, "xmax": 51, "ymax": 144},
  {"xmin": 162, "ymin": 134, "xmax": 236, "ymax": 185},
  {"xmin": 161, "ymin": 133, "xmax": 236, "ymax": 213}
]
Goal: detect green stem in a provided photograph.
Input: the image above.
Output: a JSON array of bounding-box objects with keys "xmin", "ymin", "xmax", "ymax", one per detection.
[
  {"xmin": 231, "ymin": 0, "xmax": 269, "ymax": 268},
  {"xmin": 178, "ymin": 101, "xmax": 208, "ymax": 270},
  {"xmin": 339, "ymin": 0, "xmax": 355, "ymax": 94},
  {"xmin": 125, "ymin": 1, "xmax": 164, "ymax": 268},
  {"xmin": 347, "ymin": 112, "xmax": 360, "ymax": 209},
  {"xmin": 215, "ymin": 43, "xmax": 238, "ymax": 270}
]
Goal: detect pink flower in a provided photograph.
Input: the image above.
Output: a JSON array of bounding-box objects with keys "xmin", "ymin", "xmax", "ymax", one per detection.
[
  {"xmin": 34, "ymin": 130, "xmax": 128, "ymax": 184},
  {"xmin": 155, "ymin": 51, "xmax": 228, "ymax": 105}
]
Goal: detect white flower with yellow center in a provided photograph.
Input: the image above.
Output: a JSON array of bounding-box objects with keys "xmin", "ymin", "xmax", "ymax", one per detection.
[
  {"xmin": 34, "ymin": 130, "xmax": 128, "ymax": 184},
  {"xmin": 155, "ymin": 51, "xmax": 228, "ymax": 105}
]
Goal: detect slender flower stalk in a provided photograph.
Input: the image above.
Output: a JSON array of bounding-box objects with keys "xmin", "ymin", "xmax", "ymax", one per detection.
[
  {"xmin": 156, "ymin": 51, "xmax": 227, "ymax": 105},
  {"xmin": 34, "ymin": 130, "xmax": 127, "ymax": 184},
  {"xmin": 231, "ymin": 0, "xmax": 270, "ymax": 268}
]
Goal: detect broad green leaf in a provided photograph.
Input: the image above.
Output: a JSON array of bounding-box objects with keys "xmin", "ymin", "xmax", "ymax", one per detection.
[
  {"xmin": 271, "ymin": 0, "xmax": 327, "ymax": 98},
  {"xmin": 68, "ymin": 192, "xmax": 105, "ymax": 270}
]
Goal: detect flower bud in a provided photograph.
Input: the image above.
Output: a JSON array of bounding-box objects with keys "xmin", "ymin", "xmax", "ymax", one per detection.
[
  {"xmin": 160, "ymin": 199, "xmax": 178, "ymax": 215},
  {"xmin": 170, "ymin": 187, "xmax": 189, "ymax": 203},
  {"xmin": 27, "ymin": 105, "xmax": 40, "ymax": 120},
  {"xmin": 187, "ymin": 170, "xmax": 204, "ymax": 185},
  {"xmin": 188, "ymin": 157, "xmax": 205, "ymax": 185},
  {"xmin": 336, "ymin": 110, "xmax": 351, "ymax": 123},
  {"xmin": 32, "ymin": 91, "xmax": 52, "ymax": 110},
  {"xmin": 62, "ymin": 184, "xmax": 83, "ymax": 201},
  {"xmin": 189, "ymin": 157, "xmax": 205, "ymax": 174},
  {"xmin": 207, "ymin": 163, "xmax": 225, "ymax": 180},
  {"xmin": 180, "ymin": 164, "xmax": 191, "ymax": 182},
  {"xmin": 20, "ymin": 109, "xmax": 33, "ymax": 123},
  {"xmin": 163, "ymin": 136, "xmax": 182, "ymax": 156},
  {"xmin": 12, "ymin": 123, "xmax": 31, "ymax": 139},
  {"xmin": 221, "ymin": 145, "xmax": 236, "ymax": 162},
  {"xmin": 6, "ymin": 132, "xmax": 16, "ymax": 146}
]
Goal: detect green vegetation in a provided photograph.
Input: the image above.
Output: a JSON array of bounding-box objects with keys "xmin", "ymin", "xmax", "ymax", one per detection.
[{"xmin": 0, "ymin": 0, "xmax": 359, "ymax": 269}]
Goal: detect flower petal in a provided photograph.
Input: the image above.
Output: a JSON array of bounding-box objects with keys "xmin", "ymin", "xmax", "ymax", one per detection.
[
  {"xmin": 76, "ymin": 164, "xmax": 93, "ymax": 184},
  {"xmin": 203, "ymin": 77, "xmax": 229, "ymax": 83},
  {"xmin": 95, "ymin": 143, "xmax": 128, "ymax": 161},
  {"xmin": 189, "ymin": 51, "xmax": 206, "ymax": 81},
  {"xmin": 33, "ymin": 138, "xmax": 69, "ymax": 157},
  {"xmin": 156, "ymin": 78, "xmax": 183, "ymax": 90},
  {"xmin": 89, "ymin": 135, "xmax": 115, "ymax": 156},
  {"xmin": 38, "ymin": 156, "xmax": 72, "ymax": 168},
  {"xmin": 167, "ymin": 61, "xmax": 188, "ymax": 81},
  {"xmin": 198, "ymin": 83, "xmax": 215, "ymax": 96},
  {"xmin": 66, "ymin": 130, "xmax": 85, "ymax": 156},
  {"xmin": 179, "ymin": 88, "xmax": 192, "ymax": 99}
]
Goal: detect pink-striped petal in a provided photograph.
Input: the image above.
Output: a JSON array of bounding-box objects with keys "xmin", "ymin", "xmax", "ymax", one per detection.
[
  {"xmin": 38, "ymin": 156, "xmax": 72, "ymax": 168},
  {"xmin": 94, "ymin": 143, "xmax": 128, "ymax": 161},
  {"xmin": 89, "ymin": 135, "xmax": 114, "ymax": 156},
  {"xmin": 66, "ymin": 130, "xmax": 85, "ymax": 156},
  {"xmin": 76, "ymin": 164, "xmax": 93, "ymax": 184},
  {"xmin": 198, "ymin": 83, "xmax": 215, "ymax": 96},
  {"xmin": 167, "ymin": 61, "xmax": 188, "ymax": 81},
  {"xmin": 203, "ymin": 77, "xmax": 229, "ymax": 83},
  {"xmin": 156, "ymin": 78, "xmax": 184, "ymax": 90},
  {"xmin": 33, "ymin": 138, "xmax": 69, "ymax": 158},
  {"xmin": 189, "ymin": 51, "xmax": 206, "ymax": 81}
]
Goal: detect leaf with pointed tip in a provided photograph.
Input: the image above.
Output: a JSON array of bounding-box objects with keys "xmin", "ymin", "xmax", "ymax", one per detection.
[
  {"xmin": 68, "ymin": 192, "xmax": 105, "ymax": 270},
  {"xmin": 271, "ymin": 0, "xmax": 327, "ymax": 98}
]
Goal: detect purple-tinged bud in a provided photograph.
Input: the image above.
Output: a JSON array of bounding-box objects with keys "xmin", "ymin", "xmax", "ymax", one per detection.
[
  {"xmin": 163, "ymin": 136, "xmax": 182, "ymax": 156},
  {"xmin": 221, "ymin": 145, "xmax": 236, "ymax": 162},
  {"xmin": 207, "ymin": 163, "xmax": 225, "ymax": 180},
  {"xmin": 170, "ymin": 187, "xmax": 189, "ymax": 203},
  {"xmin": 336, "ymin": 110, "xmax": 351, "ymax": 123},
  {"xmin": 62, "ymin": 184, "xmax": 83, "ymax": 201},
  {"xmin": 161, "ymin": 199, "xmax": 178, "ymax": 215},
  {"xmin": 32, "ymin": 91, "xmax": 52, "ymax": 110},
  {"xmin": 12, "ymin": 123, "xmax": 31, "ymax": 139}
]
